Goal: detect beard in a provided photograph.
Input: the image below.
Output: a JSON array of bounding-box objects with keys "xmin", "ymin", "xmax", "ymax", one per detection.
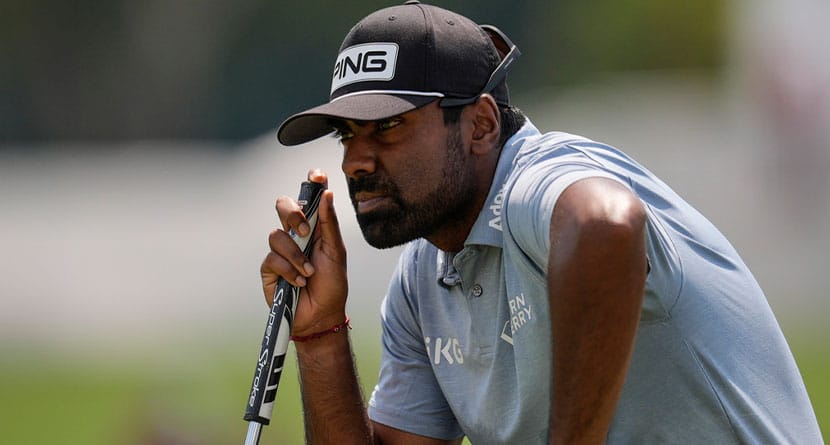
[{"xmin": 348, "ymin": 128, "xmax": 477, "ymax": 249}]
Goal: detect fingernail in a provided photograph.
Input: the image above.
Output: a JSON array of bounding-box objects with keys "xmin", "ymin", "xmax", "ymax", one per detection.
[
  {"xmin": 296, "ymin": 275, "xmax": 307, "ymax": 287},
  {"xmin": 304, "ymin": 262, "xmax": 315, "ymax": 275},
  {"xmin": 299, "ymin": 222, "xmax": 310, "ymax": 237}
]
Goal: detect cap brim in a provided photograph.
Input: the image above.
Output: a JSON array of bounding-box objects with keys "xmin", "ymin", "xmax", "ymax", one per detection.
[{"xmin": 276, "ymin": 93, "xmax": 438, "ymax": 146}]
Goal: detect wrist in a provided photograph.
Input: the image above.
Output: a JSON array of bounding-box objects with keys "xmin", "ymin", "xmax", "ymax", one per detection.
[
  {"xmin": 291, "ymin": 309, "xmax": 348, "ymax": 338},
  {"xmin": 291, "ymin": 315, "xmax": 351, "ymax": 343},
  {"xmin": 294, "ymin": 321, "xmax": 353, "ymax": 360}
]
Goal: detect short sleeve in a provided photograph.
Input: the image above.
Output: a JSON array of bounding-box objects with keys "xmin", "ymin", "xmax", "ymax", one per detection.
[
  {"xmin": 505, "ymin": 158, "xmax": 628, "ymax": 268},
  {"xmin": 367, "ymin": 249, "xmax": 464, "ymax": 440}
]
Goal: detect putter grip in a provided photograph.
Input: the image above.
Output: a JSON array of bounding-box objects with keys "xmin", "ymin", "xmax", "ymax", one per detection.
[{"xmin": 244, "ymin": 181, "xmax": 326, "ymax": 425}]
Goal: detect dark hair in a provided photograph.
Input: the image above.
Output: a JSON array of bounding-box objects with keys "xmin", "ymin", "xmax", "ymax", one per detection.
[{"xmin": 442, "ymin": 103, "xmax": 526, "ymax": 148}]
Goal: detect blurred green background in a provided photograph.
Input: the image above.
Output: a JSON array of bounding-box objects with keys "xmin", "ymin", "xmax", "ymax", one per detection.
[
  {"xmin": 1, "ymin": 0, "xmax": 723, "ymax": 142},
  {"xmin": 1, "ymin": 0, "xmax": 828, "ymax": 443}
]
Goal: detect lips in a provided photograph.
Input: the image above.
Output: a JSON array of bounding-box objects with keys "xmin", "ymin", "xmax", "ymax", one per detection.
[{"xmin": 354, "ymin": 192, "xmax": 392, "ymax": 214}]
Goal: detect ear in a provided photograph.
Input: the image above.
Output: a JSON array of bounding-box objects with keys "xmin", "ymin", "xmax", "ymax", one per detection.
[{"xmin": 467, "ymin": 94, "xmax": 501, "ymax": 155}]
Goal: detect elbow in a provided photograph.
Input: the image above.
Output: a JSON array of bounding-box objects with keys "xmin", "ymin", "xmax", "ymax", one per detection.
[
  {"xmin": 571, "ymin": 184, "xmax": 647, "ymax": 244},
  {"xmin": 551, "ymin": 178, "xmax": 648, "ymax": 276},
  {"xmin": 596, "ymin": 192, "xmax": 646, "ymax": 242}
]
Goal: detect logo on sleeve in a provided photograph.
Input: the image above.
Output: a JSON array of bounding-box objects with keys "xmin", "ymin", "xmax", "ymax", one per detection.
[{"xmin": 331, "ymin": 43, "xmax": 398, "ymax": 93}]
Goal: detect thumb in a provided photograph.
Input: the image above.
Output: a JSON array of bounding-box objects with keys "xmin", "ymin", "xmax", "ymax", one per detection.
[{"xmin": 315, "ymin": 190, "xmax": 346, "ymax": 256}]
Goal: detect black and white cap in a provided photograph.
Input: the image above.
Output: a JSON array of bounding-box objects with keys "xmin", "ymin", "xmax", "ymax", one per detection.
[{"xmin": 276, "ymin": 0, "xmax": 520, "ymax": 146}]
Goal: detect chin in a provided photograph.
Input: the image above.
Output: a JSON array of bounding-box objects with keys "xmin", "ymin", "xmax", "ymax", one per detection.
[
  {"xmin": 360, "ymin": 226, "xmax": 412, "ymax": 249},
  {"xmin": 358, "ymin": 220, "xmax": 420, "ymax": 250}
]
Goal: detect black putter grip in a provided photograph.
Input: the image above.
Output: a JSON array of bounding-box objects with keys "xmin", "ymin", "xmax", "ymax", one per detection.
[{"xmin": 244, "ymin": 181, "xmax": 326, "ymax": 424}]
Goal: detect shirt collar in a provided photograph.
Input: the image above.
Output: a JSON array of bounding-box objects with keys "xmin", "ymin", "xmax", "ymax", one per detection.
[{"xmin": 462, "ymin": 118, "xmax": 542, "ymax": 248}]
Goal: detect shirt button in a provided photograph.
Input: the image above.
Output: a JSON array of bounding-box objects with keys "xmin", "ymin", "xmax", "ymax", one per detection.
[{"xmin": 471, "ymin": 284, "xmax": 483, "ymax": 297}]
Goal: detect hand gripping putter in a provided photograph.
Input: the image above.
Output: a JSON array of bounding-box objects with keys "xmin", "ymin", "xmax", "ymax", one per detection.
[{"xmin": 244, "ymin": 181, "xmax": 326, "ymax": 445}]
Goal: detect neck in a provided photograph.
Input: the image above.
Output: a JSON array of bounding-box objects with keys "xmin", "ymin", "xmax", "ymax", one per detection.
[
  {"xmin": 427, "ymin": 153, "xmax": 500, "ymax": 252},
  {"xmin": 425, "ymin": 210, "xmax": 480, "ymax": 252}
]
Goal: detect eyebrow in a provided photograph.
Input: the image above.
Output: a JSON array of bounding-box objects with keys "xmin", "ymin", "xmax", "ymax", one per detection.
[
  {"xmin": 329, "ymin": 119, "xmax": 367, "ymax": 132},
  {"xmin": 330, "ymin": 115, "xmax": 404, "ymax": 132}
]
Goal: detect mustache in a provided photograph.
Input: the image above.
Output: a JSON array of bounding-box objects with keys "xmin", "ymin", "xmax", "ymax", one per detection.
[{"xmin": 348, "ymin": 174, "xmax": 396, "ymax": 196}]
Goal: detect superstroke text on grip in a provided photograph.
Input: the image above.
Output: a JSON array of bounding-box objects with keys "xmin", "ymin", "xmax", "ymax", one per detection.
[{"xmin": 243, "ymin": 181, "xmax": 325, "ymax": 444}]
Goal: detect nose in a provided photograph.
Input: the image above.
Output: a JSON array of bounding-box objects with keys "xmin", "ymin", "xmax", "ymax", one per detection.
[{"xmin": 341, "ymin": 137, "xmax": 377, "ymax": 179}]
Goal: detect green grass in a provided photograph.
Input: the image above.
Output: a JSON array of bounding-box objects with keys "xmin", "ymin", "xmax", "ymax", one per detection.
[
  {"xmin": 0, "ymin": 336, "xmax": 381, "ymax": 445},
  {"xmin": 0, "ymin": 350, "xmax": 253, "ymax": 444},
  {"xmin": 0, "ymin": 333, "xmax": 825, "ymax": 444},
  {"xmin": 792, "ymin": 340, "xmax": 829, "ymax": 439}
]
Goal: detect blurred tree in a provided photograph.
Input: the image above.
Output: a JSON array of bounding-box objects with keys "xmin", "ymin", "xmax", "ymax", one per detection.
[
  {"xmin": 0, "ymin": 0, "xmax": 723, "ymax": 143},
  {"xmin": 541, "ymin": 0, "xmax": 724, "ymax": 84}
]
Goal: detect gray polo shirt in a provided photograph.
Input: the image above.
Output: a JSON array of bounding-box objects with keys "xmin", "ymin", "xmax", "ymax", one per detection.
[{"xmin": 367, "ymin": 120, "xmax": 822, "ymax": 444}]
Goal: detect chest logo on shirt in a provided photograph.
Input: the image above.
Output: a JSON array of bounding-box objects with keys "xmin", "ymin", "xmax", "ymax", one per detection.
[
  {"xmin": 488, "ymin": 184, "xmax": 505, "ymax": 232},
  {"xmin": 424, "ymin": 336, "xmax": 464, "ymax": 366},
  {"xmin": 501, "ymin": 293, "xmax": 534, "ymax": 346}
]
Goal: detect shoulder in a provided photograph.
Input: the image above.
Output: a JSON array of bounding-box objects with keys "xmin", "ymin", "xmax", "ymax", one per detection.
[
  {"xmin": 502, "ymin": 132, "xmax": 624, "ymax": 227},
  {"xmin": 503, "ymin": 125, "xmax": 645, "ymax": 211},
  {"xmin": 499, "ymin": 127, "xmax": 646, "ymax": 262},
  {"xmin": 511, "ymin": 130, "xmax": 593, "ymax": 167}
]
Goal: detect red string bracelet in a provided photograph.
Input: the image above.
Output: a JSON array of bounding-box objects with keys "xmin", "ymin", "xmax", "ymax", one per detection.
[{"xmin": 290, "ymin": 315, "xmax": 351, "ymax": 343}]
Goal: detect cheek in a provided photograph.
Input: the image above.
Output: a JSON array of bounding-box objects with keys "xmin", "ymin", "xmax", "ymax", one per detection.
[{"xmin": 397, "ymin": 147, "xmax": 450, "ymax": 197}]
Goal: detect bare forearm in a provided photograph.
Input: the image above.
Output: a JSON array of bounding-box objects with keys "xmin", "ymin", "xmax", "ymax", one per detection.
[
  {"xmin": 547, "ymin": 178, "xmax": 647, "ymax": 444},
  {"xmin": 548, "ymin": 271, "xmax": 644, "ymax": 445},
  {"xmin": 296, "ymin": 333, "xmax": 373, "ymax": 445}
]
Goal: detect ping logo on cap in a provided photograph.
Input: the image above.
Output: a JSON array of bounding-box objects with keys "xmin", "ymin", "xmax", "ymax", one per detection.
[{"xmin": 331, "ymin": 43, "xmax": 398, "ymax": 94}]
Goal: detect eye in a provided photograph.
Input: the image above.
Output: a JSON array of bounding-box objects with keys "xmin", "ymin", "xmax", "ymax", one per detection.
[
  {"xmin": 376, "ymin": 117, "xmax": 402, "ymax": 132},
  {"xmin": 333, "ymin": 127, "xmax": 354, "ymax": 141}
]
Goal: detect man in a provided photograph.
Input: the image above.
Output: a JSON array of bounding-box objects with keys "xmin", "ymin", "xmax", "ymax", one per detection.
[{"xmin": 261, "ymin": 2, "xmax": 822, "ymax": 443}]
